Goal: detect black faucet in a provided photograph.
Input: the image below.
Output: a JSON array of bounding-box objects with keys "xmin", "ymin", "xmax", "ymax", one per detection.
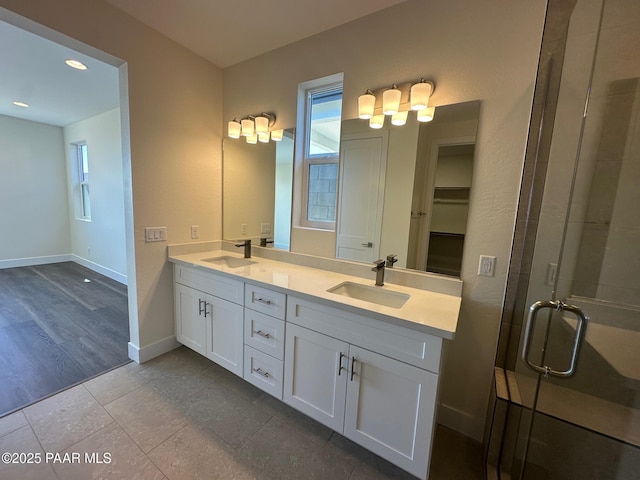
[
  {"xmin": 372, "ymin": 259, "xmax": 386, "ymax": 286},
  {"xmin": 235, "ymin": 239, "xmax": 251, "ymax": 258},
  {"xmin": 260, "ymin": 237, "xmax": 274, "ymax": 247},
  {"xmin": 386, "ymin": 254, "xmax": 398, "ymax": 268}
]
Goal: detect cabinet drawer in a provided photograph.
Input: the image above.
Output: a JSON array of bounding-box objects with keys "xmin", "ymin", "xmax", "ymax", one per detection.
[
  {"xmin": 243, "ymin": 346, "xmax": 283, "ymax": 399},
  {"xmin": 245, "ymin": 284, "xmax": 286, "ymax": 319},
  {"xmin": 175, "ymin": 265, "xmax": 244, "ymax": 305},
  {"xmin": 287, "ymin": 296, "xmax": 443, "ymax": 373},
  {"xmin": 244, "ymin": 310, "xmax": 285, "ymax": 360}
]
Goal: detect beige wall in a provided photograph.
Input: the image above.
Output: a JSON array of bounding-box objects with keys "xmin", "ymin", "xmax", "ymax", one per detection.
[
  {"xmin": 0, "ymin": 0, "xmax": 223, "ymax": 358},
  {"xmin": 0, "ymin": 115, "xmax": 70, "ymax": 265},
  {"xmin": 223, "ymin": 0, "xmax": 546, "ymax": 439},
  {"xmin": 64, "ymin": 108, "xmax": 127, "ymax": 283}
]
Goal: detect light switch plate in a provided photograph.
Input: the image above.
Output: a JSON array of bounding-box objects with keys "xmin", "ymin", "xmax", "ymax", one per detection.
[
  {"xmin": 191, "ymin": 225, "xmax": 199, "ymax": 239},
  {"xmin": 145, "ymin": 226, "xmax": 167, "ymax": 243}
]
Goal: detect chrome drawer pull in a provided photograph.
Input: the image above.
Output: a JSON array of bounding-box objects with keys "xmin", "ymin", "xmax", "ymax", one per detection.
[
  {"xmin": 198, "ymin": 298, "xmax": 205, "ymax": 316},
  {"xmin": 254, "ymin": 330, "xmax": 271, "ymax": 339},
  {"xmin": 254, "ymin": 367, "xmax": 270, "ymax": 378},
  {"xmin": 255, "ymin": 297, "xmax": 273, "ymax": 305}
]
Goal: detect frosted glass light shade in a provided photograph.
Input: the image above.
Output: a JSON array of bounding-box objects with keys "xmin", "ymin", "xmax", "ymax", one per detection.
[
  {"xmin": 410, "ymin": 82, "xmax": 433, "ymax": 110},
  {"xmin": 358, "ymin": 92, "xmax": 376, "ymax": 119},
  {"xmin": 417, "ymin": 106, "xmax": 436, "ymax": 122},
  {"xmin": 255, "ymin": 116, "xmax": 269, "ymax": 134},
  {"xmin": 271, "ymin": 129, "xmax": 284, "ymax": 141},
  {"xmin": 369, "ymin": 114, "xmax": 385, "ymax": 129},
  {"xmin": 391, "ymin": 110, "xmax": 408, "ymax": 126},
  {"xmin": 241, "ymin": 119, "xmax": 254, "ymax": 136},
  {"xmin": 246, "ymin": 133, "xmax": 258, "ymax": 144},
  {"xmin": 228, "ymin": 120, "xmax": 241, "ymax": 138},
  {"xmin": 382, "ymin": 88, "xmax": 401, "ymax": 115},
  {"xmin": 258, "ymin": 132, "xmax": 270, "ymax": 143}
]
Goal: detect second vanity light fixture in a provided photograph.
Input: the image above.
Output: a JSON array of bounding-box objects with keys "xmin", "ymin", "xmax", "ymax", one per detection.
[
  {"xmin": 227, "ymin": 113, "xmax": 284, "ymax": 144},
  {"xmin": 358, "ymin": 78, "xmax": 436, "ymax": 129}
]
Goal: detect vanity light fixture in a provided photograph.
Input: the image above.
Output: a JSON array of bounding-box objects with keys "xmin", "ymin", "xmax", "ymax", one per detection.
[
  {"xmin": 391, "ymin": 110, "xmax": 408, "ymax": 126},
  {"xmin": 270, "ymin": 129, "xmax": 284, "ymax": 142},
  {"xmin": 358, "ymin": 78, "xmax": 436, "ymax": 129},
  {"xmin": 228, "ymin": 119, "xmax": 242, "ymax": 139},
  {"xmin": 241, "ymin": 118, "xmax": 255, "ymax": 137},
  {"xmin": 358, "ymin": 90, "xmax": 376, "ymax": 119},
  {"xmin": 382, "ymin": 85, "xmax": 401, "ymax": 115},
  {"xmin": 254, "ymin": 114, "xmax": 271, "ymax": 134},
  {"xmin": 65, "ymin": 59, "xmax": 87, "ymax": 70},
  {"xmin": 12, "ymin": 101, "xmax": 30, "ymax": 108},
  {"xmin": 417, "ymin": 106, "xmax": 436, "ymax": 122},
  {"xmin": 410, "ymin": 79, "xmax": 433, "ymax": 110},
  {"xmin": 370, "ymin": 114, "xmax": 385, "ymax": 129},
  {"xmin": 228, "ymin": 112, "xmax": 280, "ymax": 144}
]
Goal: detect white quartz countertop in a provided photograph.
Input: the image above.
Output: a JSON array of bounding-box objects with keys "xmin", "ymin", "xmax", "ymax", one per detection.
[{"xmin": 169, "ymin": 250, "xmax": 461, "ymax": 339}]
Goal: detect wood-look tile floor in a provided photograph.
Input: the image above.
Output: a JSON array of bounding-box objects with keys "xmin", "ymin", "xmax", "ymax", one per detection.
[
  {"xmin": 0, "ymin": 262, "xmax": 130, "ymax": 417},
  {"xmin": 0, "ymin": 347, "xmax": 484, "ymax": 480}
]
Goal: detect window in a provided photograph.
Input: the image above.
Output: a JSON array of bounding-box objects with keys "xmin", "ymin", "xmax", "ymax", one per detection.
[
  {"xmin": 302, "ymin": 84, "xmax": 343, "ymax": 228},
  {"xmin": 75, "ymin": 143, "xmax": 91, "ymax": 220}
]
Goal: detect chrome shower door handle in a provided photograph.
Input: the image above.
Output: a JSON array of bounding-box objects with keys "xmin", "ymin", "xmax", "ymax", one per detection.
[{"xmin": 521, "ymin": 300, "xmax": 588, "ymax": 378}]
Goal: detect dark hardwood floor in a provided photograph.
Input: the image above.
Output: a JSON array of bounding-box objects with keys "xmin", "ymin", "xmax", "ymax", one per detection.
[{"xmin": 0, "ymin": 262, "xmax": 130, "ymax": 417}]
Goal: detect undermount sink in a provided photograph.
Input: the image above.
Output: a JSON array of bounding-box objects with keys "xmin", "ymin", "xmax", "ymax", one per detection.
[
  {"xmin": 201, "ymin": 256, "xmax": 257, "ymax": 268},
  {"xmin": 327, "ymin": 281, "xmax": 410, "ymax": 309}
]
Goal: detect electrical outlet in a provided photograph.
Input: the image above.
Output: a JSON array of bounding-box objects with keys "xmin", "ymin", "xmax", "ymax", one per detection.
[
  {"xmin": 478, "ymin": 255, "xmax": 496, "ymax": 277},
  {"xmin": 191, "ymin": 225, "xmax": 199, "ymax": 239},
  {"xmin": 241, "ymin": 224, "xmax": 247, "ymax": 235}
]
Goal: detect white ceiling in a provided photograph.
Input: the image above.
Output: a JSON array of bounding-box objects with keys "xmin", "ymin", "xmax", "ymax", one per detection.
[
  {"xmin": 0, "ymin": 0, "xmax": 407, "ymax": 127},
  {"xmin": 0, "ymin": 19, "xmax": 119, "ymax": 127}
]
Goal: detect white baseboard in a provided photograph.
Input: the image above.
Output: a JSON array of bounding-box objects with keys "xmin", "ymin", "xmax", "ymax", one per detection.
[
  {"xmin": 128, "ymin": 336, "xmax": 180, "ymax": 364},
  {"xmin": 72, "ymin": 255, "xmax": 127, "ymax": 285},
  {"xmin": 0, "ymin": 254, "xmax": 72, "ymax": 269},
  {"xmin": 437, "ymin": 403, "xmax": 484, "ymax": 442}
]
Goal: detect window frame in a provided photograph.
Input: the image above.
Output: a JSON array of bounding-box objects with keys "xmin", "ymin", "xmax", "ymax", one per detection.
[
  {"xmin": 75, "ymin": 142, "xmax": 91, "ymax": 221},
  {"xmin": 300, "ymin": 82, "xmax": 343, "ymax": 230}
]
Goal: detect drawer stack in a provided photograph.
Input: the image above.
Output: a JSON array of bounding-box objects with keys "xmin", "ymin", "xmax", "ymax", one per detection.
[{"xmin": 243, "ymin": 284, "xmax": 286, "ymax": 399}]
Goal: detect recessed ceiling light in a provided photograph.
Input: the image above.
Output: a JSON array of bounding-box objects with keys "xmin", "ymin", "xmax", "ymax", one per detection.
[
  {"xmin": 65, "ymin": 59, "xmax": 87, "ymax": 70},
  {"xmin": 12, "ymin": 101, "xmax": 30, "ymax": 108}
]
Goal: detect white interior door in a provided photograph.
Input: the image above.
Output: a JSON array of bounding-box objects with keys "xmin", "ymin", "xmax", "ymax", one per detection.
[{"xmin": 336, "ymin": 132, "xmax": 387, "ymax": 262}]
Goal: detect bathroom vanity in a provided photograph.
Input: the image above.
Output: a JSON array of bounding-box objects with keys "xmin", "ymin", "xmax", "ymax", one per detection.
[{"xmin": 169, "ymin": 248, "xmax": 461, "ymax": 479}]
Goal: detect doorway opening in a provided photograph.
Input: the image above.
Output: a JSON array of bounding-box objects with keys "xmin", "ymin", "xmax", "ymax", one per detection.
[{"xmin": 0, "ymin": 13, "xmax": 136, "ymax": 417}]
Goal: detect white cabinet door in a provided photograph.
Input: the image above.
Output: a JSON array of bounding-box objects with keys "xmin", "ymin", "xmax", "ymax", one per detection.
[
  {"xmin": 344, "ymin": 345, "xmax": 438, "ymax": 480},
  {"xmin": 283, "ymin": 323, "xmax": 348, "ymax": 432},
  {"xmin": 205, "ymin": 295, "xmax": 244, "ymax": 377},
  {"xmin": 175, "ymin": 283, "xmax": 207, "ymax": 355}
]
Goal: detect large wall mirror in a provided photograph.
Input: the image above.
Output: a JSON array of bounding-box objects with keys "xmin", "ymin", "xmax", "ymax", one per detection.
[{"xmin": 222, "ymin": 101, "xmax": 480, "ymax": 277}]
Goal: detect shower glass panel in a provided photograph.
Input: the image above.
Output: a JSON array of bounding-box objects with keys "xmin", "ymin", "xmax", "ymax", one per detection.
[{"xmin": 500, "ymin": 0, "xmax": 640, "ymax": 478}]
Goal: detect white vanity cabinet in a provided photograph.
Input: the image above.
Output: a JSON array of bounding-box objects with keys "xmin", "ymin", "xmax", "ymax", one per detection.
[
  {"xmin": 172, "ymin": 256, "xmax": 455, "ymax": 480},
  {"xmin": 243, "ymin": 284, "xmax": 286, "ymax": 399},
  {"xmin": 174, "ymin": 265, "xmax": 244, "ymax": 376},
  {"xmin": 284, "ymin": 296, "xmax": 442, "ymax": 480}
]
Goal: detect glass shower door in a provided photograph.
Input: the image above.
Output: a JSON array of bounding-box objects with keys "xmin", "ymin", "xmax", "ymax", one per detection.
[{"xmin": 506, "ymin": 0, "xmax": 640, "ymax": 478}]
